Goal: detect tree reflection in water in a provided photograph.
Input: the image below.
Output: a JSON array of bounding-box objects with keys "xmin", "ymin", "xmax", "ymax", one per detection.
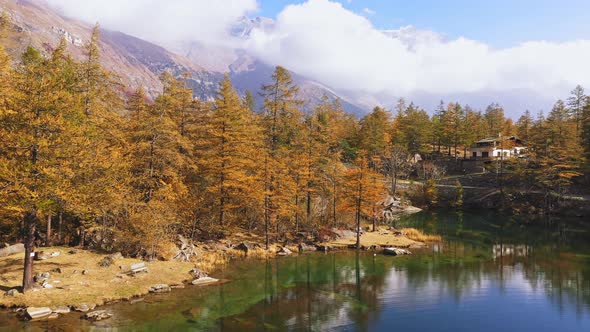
[{"xmin": 2, "ymin": 211, "xmax": 589, "ymax": 331}]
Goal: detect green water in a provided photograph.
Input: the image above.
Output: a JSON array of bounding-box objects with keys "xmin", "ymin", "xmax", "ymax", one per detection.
[{"xmin": 2, "ymin": 210, "xmax": 590, "ymax": 331}]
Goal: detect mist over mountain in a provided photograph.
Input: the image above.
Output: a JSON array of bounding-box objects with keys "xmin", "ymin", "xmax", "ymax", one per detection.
[
  {"xmin": 7, "ymin": 0, "xmax": 589, "ymax": 117},
  {"xmin": 1, "ymin": 0, "xmax": 365, "ymax": 115}
]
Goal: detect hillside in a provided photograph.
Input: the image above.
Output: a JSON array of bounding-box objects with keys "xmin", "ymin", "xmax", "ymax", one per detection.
[{"xmin": 2, "ymin": 0, "xmax": 365, "ymax": 114}]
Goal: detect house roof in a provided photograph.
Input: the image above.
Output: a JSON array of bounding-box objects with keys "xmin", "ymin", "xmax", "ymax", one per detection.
[
  {"xmin": 476, "ymin": 137, "xmax": 499, "ymax": 143},
  {"xmin": 475, "ymin": 136, "xmax": 523, "ymax": 144}
]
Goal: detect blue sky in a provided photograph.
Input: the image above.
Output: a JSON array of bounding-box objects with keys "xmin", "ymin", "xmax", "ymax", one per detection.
[
  {"xmin": 259, "ymin": 0, "xmax": 590, "ymax": 47},
  {"xmin": 48, "ymin": 0, "xmax": 590, "ymax": 115}
]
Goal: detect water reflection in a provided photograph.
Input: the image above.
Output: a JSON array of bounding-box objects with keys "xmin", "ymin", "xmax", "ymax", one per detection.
[
  {"xmin": 492, "ymin": 244, "xmax": 531, "ymax": 258},
  {"xmin": 2, "ymin": 211, "xmax": 590, "ymax": 331},
  {"xmin": 219, "ymin": 211, "xmax": 590, "ymax": 331}
]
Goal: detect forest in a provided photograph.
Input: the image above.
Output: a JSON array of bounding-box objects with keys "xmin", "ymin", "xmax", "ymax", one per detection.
[{"xmin": 1, "ymin": 19, "xmax": 589, "ymax": 292}]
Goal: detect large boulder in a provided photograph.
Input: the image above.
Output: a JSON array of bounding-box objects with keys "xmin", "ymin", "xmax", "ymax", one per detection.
[
  {"xmin": 84, "ymin": 310, "xmax": 113, "ymax": 321},
  {"xmin": 53, "ymin": 306, "xmax": 70, "ymax": 314},
  {"xmin": 99, "ymin": 252, "xmax": 123, "ymax": 268},
  {"xmin": 276, "ymin": 246, "xmax": 293, "ymax": 256},
  {"xmin": 189, "ymin": 268, "xmax": 208, "ymax": 279},
  {"xmin": 149, "ymin": 284, "xmax": 171, "ymax": 293},
  {"xmin": 332, "ymin": 229, "xmax": 356, "ymax": 239},
  {"xmin": 99, "ymin": 256, "xmax": 114, "ymax": 268},
  {"xmin": 4, "ymin": 289, "xmax": 20, "ymax": 297},
  {"xmin": 25, "ymin": 307, "xmax": 52, "ymax": 320},
  {"xmin": 383, "ymin": 247, "xmax": 412, "ymax": 256},
  {"xmin": 34, "ymin": 251, "xmax": 49, "ymax": 261},
  {"xmin": 0, "ymin": 243, "xmax": 25, "ymax": 257},
  {"xmin": 232, "ymin": 242, "xmax": 260, "ymax": 254},
  {"xmin": 191, "ymin": 277, "xmax": 219, "ymax": 286},
  {"xmin": 73, "ymin": 304, "xmax": 91, "ymax": 312},
  {"xmin": 298, "ymin": 243, "xmax": 317, "ymax": 252},
  {"xmin": 33, "ymin": 272, "xmax": 50, "ymax": 285}
]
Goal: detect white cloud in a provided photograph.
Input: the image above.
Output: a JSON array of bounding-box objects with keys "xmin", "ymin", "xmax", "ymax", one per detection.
[
  {"xmin": 362, "ymin": 7, "xmax": 375, "ymax": 15},
  {"xmin": 244, "ymin": 0, "xmax": 590, "ymax": 104},
  {"xmin": 45, "ymin": 0, "xmax": 258, "ymax": 47},
  {"xmin": 45, "ymin": 0, "xmax": 590, "ymax": 112}
]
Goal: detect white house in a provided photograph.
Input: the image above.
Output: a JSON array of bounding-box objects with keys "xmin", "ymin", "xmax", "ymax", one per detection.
[{"xmin": 469, "ymin": 136, "xmax": 527, "ymax": 159}]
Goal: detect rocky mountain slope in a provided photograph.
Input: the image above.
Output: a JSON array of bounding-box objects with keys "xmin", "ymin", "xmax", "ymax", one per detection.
[
  {"xmin": 2, "ymin": 0, "xmax": 367, "ymax": 115},
  {"xmin": 2, "ymin": 0, "xmax": 221, "ymax": 99}
]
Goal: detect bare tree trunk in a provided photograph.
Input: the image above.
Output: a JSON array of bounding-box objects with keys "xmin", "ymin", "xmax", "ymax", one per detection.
[
  {"xmin": 372, "ymin": 204, "xmax": 376, "ymax": 232},
  {"xmin": 219, "ymin": 123, "xmax": 226, "ymax": 227},
  {"xmin": 332, "ymin": 170, "xmax": 337, "ymax": 229},
  {"xmin": 355, "ymin": 172, "xmax": 363, "ymax": 250},
  {"xmin": 264, "ymin": 155, "xmax": 270, "ymax": 250},
  {"xmin": 294, "ymin": 193, "xmax": 299, "ymax": 233},
  {"xmin": 80, "ymin": 227, "xmax": 86, "ymax": 248},
  {"xmin": 23, "ymin": 210, "xmax": 37, "ymax": 292},
  {"xmin": 46, "ymin": 214, "xmax": 52, "ymax": 247},
  {"xmin": 58, "ymin": 212, "xmax": 63, "ymax": 244},
  {"xmin": 372, "ymin": 175, "xmax": 376, "ymax": 232},
  {"xmin": 306, "ymin": 190, "xmax": 311, "ymax": 227},
  {"xmin": 264, "ymin": 198, "xmax": 269, "ymax": 249}
]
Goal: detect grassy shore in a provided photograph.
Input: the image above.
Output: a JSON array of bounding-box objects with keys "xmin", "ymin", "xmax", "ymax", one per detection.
[
  {"xmin": 0, "ymin": 228, "xmax": 436, "ymax": 310},
  {"xmin": 324, "ymin": 226, "xmax": 439, "ymax": 248},
  {"xmin": 0, "ymin": 247, "xmax": 196, "ymax": 308}
]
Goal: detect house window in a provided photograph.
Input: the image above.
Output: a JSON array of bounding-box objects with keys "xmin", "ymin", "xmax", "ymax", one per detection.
[
  {"xmin": 472, "ymin": 152, "xmax": 477, "ymax": 158},
  {"xmin": 482, "ymin": 151, "xmax": 489, "ymax": 158}
]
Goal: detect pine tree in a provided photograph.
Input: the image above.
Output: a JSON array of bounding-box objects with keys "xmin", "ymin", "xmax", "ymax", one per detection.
[
  {"xmin": 529, "ymin": 101, "xmax": 583, "ymax": 211},
  {"xmin": 440, "ymin": 102, "xmax": 462, "ymax": 157},
  {"xmin": 567, "ymin": 85, "xmax": 587, "ymax": 136},
  {"xmin": 72, "ymin": 25, "xmax": 127, "ymax": 243},
  {"xmin": 359, "ymin": 106, "xmax": 391, "ymax": 158},
  {"xmin": 516, "ymin": 110, "xmax": 533, "ymax": 141},
  {"xmin": 432, "ymin": 100, "xmax": 446, "ymax": 153},
  {"xmin": 462, "ymin": 107, "xmax": 485, "ymax": 158},
  {"xmin": 294, "ymin": 97, "xmax": 333, "ymax": 229},
  {"xmin": 126, "ymin": 79, "xmax": 191, "ymax": 257},
  {"xmin": 484, "ymin": 103, "xmax": 506, "ymax": 137},
  {"xmin": 392, "ymin": 102, "xmax": 431, "ymax": 154},
  {"xmin": 160, "ymin": 72, "xmax": 194, "ymax": 138},
  {"xmin": 244, "ymin": 89, "xmax": 256, "ymax": 113},
  {"xmin": 342, "ymin": 155, "xmax": 385, "ymax": 248},
  {"xmin": 197, "ymin": 75, "xmax": 263, "ymax": 228},
  {"xmin": 583, "ymin": 98, "xmax": 590, "ymax": 163},
  {"xmin": 383, "ymin": 146, "xmax": 410, "ymax": 197},
  {"xmin": 0, "ymin": 46, "xmax": 83, "ymax": 291},
  {"xmin": 260, "ymin": 66, "xmax": 303, "ymax": 248}
]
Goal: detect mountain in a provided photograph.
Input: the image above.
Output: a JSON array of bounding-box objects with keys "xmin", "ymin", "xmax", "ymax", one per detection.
[
  {"xmin": 2, "ymin": 0, "xmax": 222, "ymax": 99},
  {"xmin": 173, "ymin": 16, "xmax": 368, "ymax": 115},
  {"xmin": 2, "ymin": 1, "xmax": 366, "ymax": 115}
]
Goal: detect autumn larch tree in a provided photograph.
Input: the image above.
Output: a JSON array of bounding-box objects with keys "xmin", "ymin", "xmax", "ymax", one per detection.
[
  {"xmin": 566, "ymin": 85, "xmax": 587, "ymax": 136},
  {"xmin": 197, "ymin": 75, "xmax": 263, "ymax": 228},
  {"xmin": 0, "ymin": 45, "xmax": 83, "ymax": 291},
  {"xmin": 483, "ymin": 103, "xmax": 506, "ymax": 137},
  {"xmin": 342, "ymin": 155, "xmax": 385, "ymax": 249},
  {"xmin": 259, "ymin": 66, "xmax": 303, "ymax": 248},
  {"xmin": 126, "ymin": 74, "xmax": 192, "ymax": 258},
  {"xmin": 529, "ymin": 101, "xmax": 584, "ymax": 211}
]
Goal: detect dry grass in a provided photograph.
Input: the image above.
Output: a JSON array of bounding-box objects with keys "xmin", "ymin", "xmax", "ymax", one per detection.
[
  {"xmin": 0, "ymin": 246, "xmax": 194, "ymax": 308},
  {"xmin": 0, "ymin": 227, "xmax": 433, "ymax": 309},
  {"xmin": 325, "ymin": 227, "xmax": 420, "ymax": 248},
  {"xmin": 401, "ymin": 228, "xmax": 442, "ymax": 242},
  {"xmin": 0, "ymin": 242, "xmax": 295, "ymax": 309},
  {"xmin": 193, "ymin": 250, "xmax": 230, "ymax": 273}
]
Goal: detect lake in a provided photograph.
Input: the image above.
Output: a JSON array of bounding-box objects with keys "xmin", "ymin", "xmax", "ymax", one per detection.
[{"xmin": 2, "ymin": 210, "xmax": 590, "ymax": 331}]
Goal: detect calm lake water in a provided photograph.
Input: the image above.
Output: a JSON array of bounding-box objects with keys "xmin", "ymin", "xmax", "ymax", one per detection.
[{"xmin": 2, "ymin": 211, "xmax": 590, "ymax": 331}]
